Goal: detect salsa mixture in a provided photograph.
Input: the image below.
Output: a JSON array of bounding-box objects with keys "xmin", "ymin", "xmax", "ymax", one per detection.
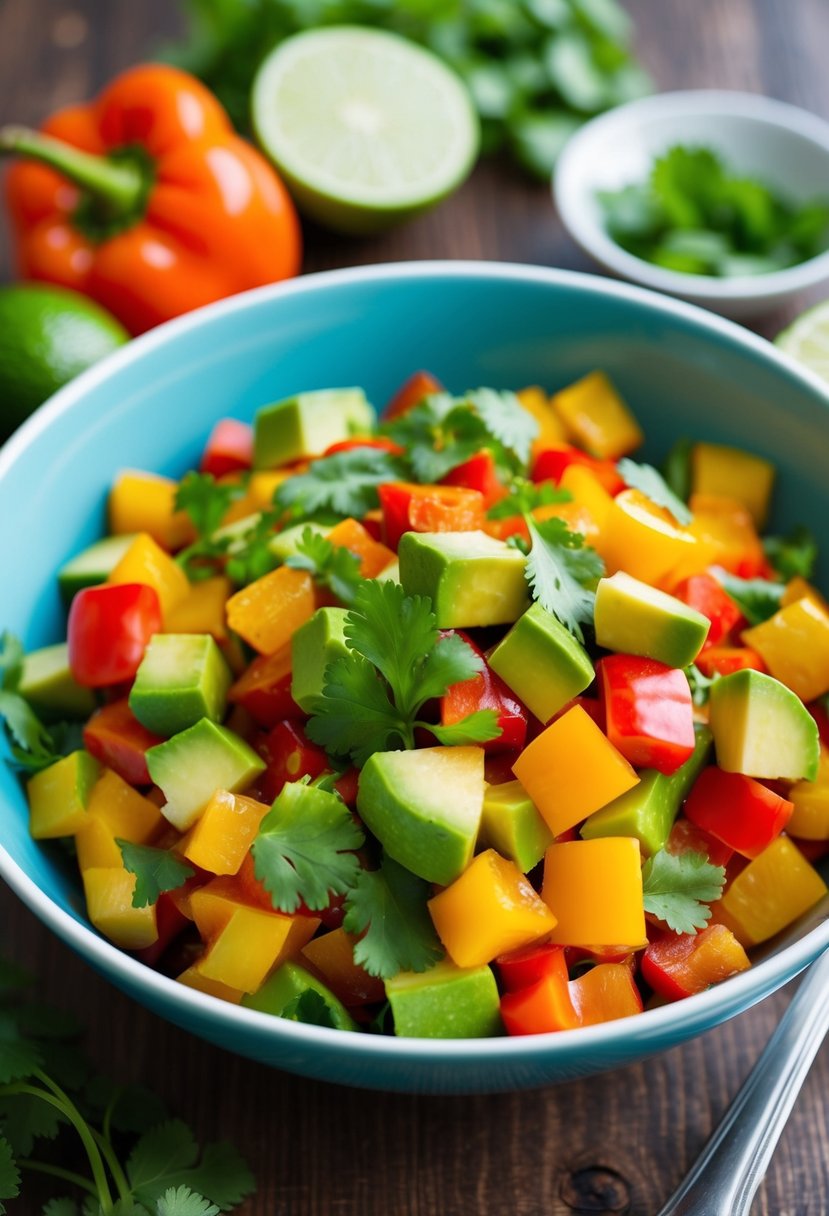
[{"xmin": 10, "ymin": 370, "xmax": 829, "ymax": 1038}]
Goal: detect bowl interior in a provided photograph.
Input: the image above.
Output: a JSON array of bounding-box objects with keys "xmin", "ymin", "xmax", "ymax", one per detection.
[{"xmin": 3, "ymin": 263, "xmax": 829, "ymax": 1091}]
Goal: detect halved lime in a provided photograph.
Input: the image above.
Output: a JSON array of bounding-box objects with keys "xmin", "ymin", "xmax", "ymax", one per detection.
[
  {"xmin": 251, "ymin": 26, "xmax": 480, "ymax": 235},
  {"xmin": 775, "ymin": 300, "xmax": 829, "ymax": 385}
]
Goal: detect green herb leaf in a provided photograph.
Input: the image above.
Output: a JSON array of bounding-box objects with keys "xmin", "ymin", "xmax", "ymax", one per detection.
[
  {"xmin": 617, "ymin": 457, "xmax": 693, "ymax": 525},
  {"xmin": 344, "ymin": 856, "xmax": 444, "ymax": 980},
  {"xmin": 0, "ymin": 691, "xmax": 66, "ymax": 774},
  {"xmin": 42, "ymin": 1199, "xmax": 79, "ymax": 1216},
  {"xmin": 281, "ymin": 990, "xmax": 338, "ymax": 1029},
  {"xmin": 274, "ymin": 449, "xmax": 405, "ymax": 522},
  {"xmin": 175, "ymin": 472, "xmax": 243, "ymax": 538},
  {"xmin": 306, "ymin": 654, "xmax": 407, "ymax": 768},
  {"xmin": 116, "ymin": 842, "xmax": 195, "ymax": 909},
  {"xmin": 0, "ymin": 1135, "xmax": 20, "ymax": 1214},
  {"xmin": 642, "ymin": 849, "xmax": 726, "ymax": 934},
  {"xmin": 0, "ymin": 633, "xmax": 23, "ymax": 692},
  {"xmin": 463, "ymin": 388, "xmax": 539, "ymax": 468},
  {"xmin": 252, "ymin": 780, "xmax": 364, "ymax": 914},
  {"xmin": 156, "ymin": 1186, "xmax": 219, "ymax": 1216},
  {"xmin": 384, "ymin": 395, "xmax": 492, "ymax": 483},
  {"xmin": 763, "ymin": 525, "xmax": 818, "ymax": 582},
  {"xmin": 661, "ymin": 437, "xmax": 693, "ymax": 503},
  {"xmin": 428, "ymin": 709, "xmax": 503, "ymax": 745},
  {"xmin": 127, "ymin": 1121, "xmax": 199, "ymax": 1204},
  {"xmin": 713, "ymin": 570, "xmax": 785, "ymax": 626},
  {"xmin": 0, "ymin": 1093, "xmax": 64, "ymax": 1156},
  {"xmin": 525, "ymin": 516, "xmax": 604, "ymax": 642},
  {"xmin": 684, "ymin": 663, "xmax": 719, "ymax": 708},
  {"xmin": 0, "ymin": 1012, "xmax": 42, "ymax": 1084},
  {"xmin": 223, "ymin": 512, "xmax": 280, "ymax": 586},
  {"xmin": 487, "ymin": 477, "xmax": 570, "ymax": 520},
  {"xmin": 286, "ymin": 527, "xmax": 364, "ymax": 605}
]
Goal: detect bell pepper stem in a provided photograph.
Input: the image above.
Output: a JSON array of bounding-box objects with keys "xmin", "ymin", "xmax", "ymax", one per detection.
[{"xmin": 0, "ymin": 124, "xmax": 144, "ymax": 216}]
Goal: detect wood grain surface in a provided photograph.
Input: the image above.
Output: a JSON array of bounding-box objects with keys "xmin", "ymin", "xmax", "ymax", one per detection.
[{"xmin": 2, "ymin": 2, "xmax": 829, "ymax": 1213}]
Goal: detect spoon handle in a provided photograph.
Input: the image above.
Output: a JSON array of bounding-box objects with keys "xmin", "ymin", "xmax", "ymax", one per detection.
[{"xmin": 657, "ymin": 946, "xmax": 829, "ymax": 1216}]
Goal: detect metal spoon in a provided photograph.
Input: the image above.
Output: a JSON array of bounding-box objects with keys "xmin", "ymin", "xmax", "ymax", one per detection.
[{"xmin": 657, "ymin": 938, "xmax": 829, "ymax": 1216}]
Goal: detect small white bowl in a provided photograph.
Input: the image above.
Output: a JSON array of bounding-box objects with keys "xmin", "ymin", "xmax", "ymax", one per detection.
[{"xmin": 554, "ymin": 90, "xmax": 829, "ymax": 320}]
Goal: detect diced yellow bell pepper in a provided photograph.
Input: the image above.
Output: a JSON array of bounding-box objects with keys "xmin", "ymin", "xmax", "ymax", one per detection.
[
  {"xmin": 558, "ymin": 464, "xmax": 614, "ymax": 532},
  {"xmin": 550, "ymin": 371, "xmax": 643, "ymax": 460},
  {"xmin": 109, "ymin": 470, "xmax": 194, "ymax": 552},
  {"xmin": 691, "ymin": 443, "xmax": 775, "ymax": 530},
  {"xmin": 516, "ymin": 386, "xmax": 569, "ymax": 457},
  {"xmin": 301, "ymin": 927, "xmax": 386, "ymax": 1006},
  {"xmin": 601, "ymin": 489, "xmax": 705, "ymax": 585},
  {"xmin": 789, "ymin": 747, "xmax": 829, "ymax": 841},
  {"xmin": 194, "ymin": 903, "xmax": 320, "ymax": 993},
  {"xmin": 742, "ymin": 598, "xmax": 829, "ymax": 702},
  {"xmin": 108, "ymin": 532, "xmax": 190, "ymax": 622},
  {"xmin": 781, "ymin": 577, "xmax": 829, "ymax": 612},
  {"xmin": 513, "ymin": 705, "xmax": 639, "ymax": 836},
  {"xmin": 542, "ymin": 837, "xmax": 647, "ymax": 949},
  {"xmin": 76, "ymin": 768, "xmax": 165, "ymax": 870},
  {"xmin": 428, "ymin": 848, "xmax": 557, "ymax": 968},
  {"xmin": 688, "ymin": 494, "xmax": 765, "ymax": 578},
  {"xmin": 27, "ymin": 750, "xmax": 100, "ymax": 839},
  {"xmin": 714, "ymin": 836, "xmax": 828, "ymax": 947},
  {"xmin": 176, "ymin": 964, "xmax": 244, "ymax": 1005},
  {"xmin": 76, "ymin": 816, "xmax": 125, "ymax": 870},
  {"xmin": 249, "ymin": 470, "xmax": 291, "ymax": 511},
  {"xmin": 165, "ymin": 576, "xmax": 232, "ymax": 642},
  {"xmin": 82, "ymin": 867, "xmax": 159, "ymax": 949},
  {"xmin": 180, "ymin": 789, "xmax": 270, "ymax": 875},
  {"xmin": 226, "ymin": 566, "xmax": 316, "ymax": 654}
]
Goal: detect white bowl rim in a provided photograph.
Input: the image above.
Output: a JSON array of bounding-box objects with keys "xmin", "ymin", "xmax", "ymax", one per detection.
[
  {"xmin": 554, "ymin": 89, "xmax": 829, "ymax": 303},
  {"xmin": 3, "ymin": 257, "xmax": 829, "ymax": 1063}
]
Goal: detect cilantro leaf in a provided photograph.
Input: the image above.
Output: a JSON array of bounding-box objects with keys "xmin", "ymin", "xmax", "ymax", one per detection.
[
  {"xmin": 642, "ymin": 849, "xmax": 726, "ymax": 934},
  {"xmin": 42, "ymin": 1200, "xmax": 79, "ymax": 1216},
  {"xmin": 712, "ymin": 569, "xmax": 785, "ymax": 626},
  {"xmin": 463, "ymin": 388, "xmax": 539, "ymax": 468},
  {"xmin": 0, "ymin": 691, "xmax": 70, "ymax": 774},
  {"xmin": 0, "ymin": 1093, "xmax": 64, "ymax": 1156},
  {"xmin": 305, "ymin": 654, "xmax": 407, "ymax": 767},
  {"xmin": 487, "ymin": 477, "xmax": 570, "ymax": 520},
  {"xmin": 685, "ymin": 663, "xmax": 718, "ymax": 707},
  {"xmin": 429, "ymin": 710, "xmax": 503, "ymax": 745},
  {"xmin": 525, "ymin": 516, "xmax": 604, "ymax": 642},
  {"xmin": 281, "ymin": 990, "xmax": 338, "ymax": 1029},
  {"xmin": 156, "ymin": 1187, "xmax": 219, "ymax": 1216},
  {"xmin": 175, "ymin": 472, "xmax": 243, "ymax": 538},
  {"xmin": 617, "ymin": 457, "xmax": 693, "ymax": 525},
  {"xmin": 286, "ymin": 527, "xmax": 364, "ymax": 606},
  {"xmin": 0, "ymin": 1012, "xmax": 42, "ymax": 1083},
  {"xmin": 116, "ymin": 842, "xmax": 194, "ymax": 909},
  {"xmin": 252, "ymin": 779, "xmax": 364, "ymax": 913},
  {"xmin": 344, "ymin": 856, "xmax": 444, "ymax": 980},
  {"xmin": 0, "ymin": 633, "xmax": 23, "ymax": 692},
  {"xmin": 0, "ymin": 1135, "xmax": 19, "ymax": 1214},
  {"xmin": 223, "ymin": 511, "xmax": 280, "ymax": 586},
  {"xmin": 128, "ymin": 1120, "xmax": 254, "ymax": 1213},
  {"xmin": 763, "ymin": 525, "xmax": 818, "ymax": 582},
  {"xmin": 661, "ymin": 437, "xmax": 693, "ymax": 503},
  {"xmin": 274, "ymin": 449, "xmax": 405, "ymax": 521}
]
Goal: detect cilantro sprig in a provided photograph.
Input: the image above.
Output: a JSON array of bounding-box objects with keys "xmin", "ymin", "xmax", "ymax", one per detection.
[
  {"xmin": 617, "ymin": 457, "xmax": 693, "ymax": 525},
  {"xmin": 642, "ymin": 848, "xmax": 726, "ymax": 935},
  {"xmin": 274, "ymin": 448, "xmax": 405, "ymax": 522},
  {"xmin": 712, "ymin": 569, "xmax": 785, "ymax": 626},
  {"xmin": 174, "ymin": 472, "xmax": 245, "ymax": 582},
  {"xmin": 0, "ymin": 633, "xmax": 83, "ymax": 775},
  {"xmin": 116, "ymin": 841, "xmax": 195, "ymax": 909},
  {"xmin": 285, "ymin": 527, "xmax": 364, "ymax": 606},
  {"xmin": 343, "ymin": 855, "xmax": 444, "ymax": 979},
  {"xmin": 763, "ymin": 525, "xmax": 818, "ymax": 582},
  {"xmin": 305, "ymin": 580, "xmax": 501, "ymax": 766},
  {"xmin": 487, "ymin": 477, "xmax": 571, "ymax": 520}
]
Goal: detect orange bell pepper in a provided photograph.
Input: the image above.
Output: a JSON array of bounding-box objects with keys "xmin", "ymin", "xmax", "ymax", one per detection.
[
  {"xmin": 641, "ymin": 924, "xmax": 750, "ymax": 1002},
  {"xmin": 326, "ymin": 517, "xmax": 396, "ymax": 578},
  {"xmin": 1, "ymin": 64, "xmax": 301, "ymax": 334},
  {"xmin": 542, "ymin": 837, "xmax": 647, "ymax": 949},
  {"xmin": 378, "ymin": 482, "xmax": 486, "ymax": 550},
  {"xmin": 713, "ymin": 836, "xmax": 828, "ymax": 947},
  {"xmin": 226, "ymin": 565, "xmax": 316, "ymax": 655},
  {"xmin": 301, "ymin": 927, "xmax": 386, "ymax": 1006},
  {"xmin": 568, "ymin": 961, "xmax": 643, "ymax": 1025}
]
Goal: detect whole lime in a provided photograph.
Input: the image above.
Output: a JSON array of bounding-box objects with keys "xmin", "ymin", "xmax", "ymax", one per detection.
[{"xmin": 0, "ymin": 283, "xmax": 128, "ymax": 439}]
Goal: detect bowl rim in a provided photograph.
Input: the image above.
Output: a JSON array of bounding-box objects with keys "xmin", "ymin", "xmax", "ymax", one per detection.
[
  {"xmin": 553, "ymin": 88, "xmax": 829, "ymax": 303},
  {"xmin": 3, "ymin": 257, "xmax": 829, "ymax": 1064}
]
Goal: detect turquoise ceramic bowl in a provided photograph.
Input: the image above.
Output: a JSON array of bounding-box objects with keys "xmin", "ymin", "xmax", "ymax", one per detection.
[{"xmin": 2, "ymin": 262, "xmax": 829, "ymax": 1094}]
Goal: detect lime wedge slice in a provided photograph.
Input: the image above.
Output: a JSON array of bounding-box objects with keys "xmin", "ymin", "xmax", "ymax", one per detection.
[
  {"xmin": 252, "ymin": 26, "xmax": 480, "ymax": 235},
  {"xmin": 775, "ymin": 300, "xmax": 829, "ymax": 384}
]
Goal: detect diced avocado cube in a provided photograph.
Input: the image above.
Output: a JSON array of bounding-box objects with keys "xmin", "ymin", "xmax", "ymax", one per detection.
[
  {"xmin": 594, "ymin": 571, "xmax": 710, "ymax": 668},
  {"xmin": 254, "ymin": 388, "xmax": 375, "ymax": 468},
  {"xmin": 386, "ymin": 958, "xmax": 502, "ymax": 1038},
  {"xmin": 357, "ymin": 746, "xmax": 485, "ymax": 885},
  {"xmin": 242, "ymin": 960, "xmax": 358, "ymax": 1031},
  {"xmin": 488, "ymin": 602, "xmax": 594, "ymax": 723},
  {"xmin": 291, "ymin": 608, "xmax": 350, "ymax": 713},
  {"xmin": 129, "ymin": 634, "xmax": 232, "ymax": 737},
  {"xmin": 478, "ymin": 779, "xmax": 553, "ymax": 872},
  {"xmin": 581, "ymin": 724, "xmax": 712, "ymax": 855},
  {"xmin": 709, "ymin": 669, "xmax": 819, "ymax": 781},
  {"xmin": 146, "ymin": 719, "xmax": 265, "ymax": 831},
  {"xmin": 27, "ymin": 750, "xmax": 100, "ymax": 839},
  {"xmin": 268, "ymin": 521, "xmax": 329, "ymax": 562},
  {"xmin": 58, "ymin": 534, "xmax": 138, "ymax": 602},
  {"xmin": 19, "ymin": 643, "xmax": 96, "ymax": 720},
  {"xmin": 398, "ymin": 531, "xmax": 529, "ymax": 628}
]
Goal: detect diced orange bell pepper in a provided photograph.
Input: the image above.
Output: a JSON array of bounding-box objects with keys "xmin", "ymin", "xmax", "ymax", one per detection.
[
  {"xmin": 513, "ymin": 705, "xmax": 639, "ymax": 836},
  {"xmin": 500, "ymin": 964, "xmax": 579, "ymax": 1034},
  {"xmin": 75, "ymin": 768, "xmax": 165, "ymax": 869},
  {"xmin": 226, "ymin": 565, "xmax": 316, "ymax": 654},
  {"xmin": 384, "ymin": 369, "xmax": 443, "ymax": 419},
  {"xmin": 193, "ymin": 898, "xmax": 319, "ymax": 994},
  {"xmin": 176, "ymin": 964, "xmax": 244, "ymax": 1005},
  {"xmin": 690, "ymin": 443, "xmax": 775, "ymax": 530},
  {"xmin": 789, "ymin": 747, "xmax": 829, "ymax": 841},
  {"xmin": 542, "ymin": 837, "xmax": 647, "ymax": 949},
  {"xmin": 180, "ymin": 789, "xmax": 270, "ymax": 875},
  {"xmin": 781, "ymin": 577, "xmax": 829, "ymax": 612},
  {"xmin": 693, "ymin": 646, "xmax": 767, "ymax": 678},
  {"xmin": 109, "ymin": 470, "xmax": 194, "ymax": 552},
  {"xmin": 713, "ymin": 836, "xmax": 828, "ymax": 947},
  {"xmin": 378, "ymin": 482, "xmax": 486, "ymax": 550},
  {"xmin": 688, "ymin": 494, "xmax": 767, "ymax": 579},
  {"xmin": 641, "ymin": 924, "xmax": 750, "ymax": 1002},
  {"xmin": 27, "ymin": 750, "xmax": 100, "ymax": 839},
  {"xmin": 301, "ymin": 926, "xmax": 386, "ymax": 1006},
  {"xmin": 516, "ymin": 385, "xmax": 569, "ymax": 458},
  {"xmin": 550, "ymin": 371, "xmax": 643, "ymax": 460},
  {"xmin": 76, "ymin": 816, "xmax": 126, "ymax": 870},
  {"xmin": 428, "ymin": 849, "xmax": 557, "ymax": 968},
  {"xmin": 742, "ymin": 598, "xmax": 829, "ymax": 702},
  {"xmin": 83, "ymin": 699, "xmax": 163, "ymax": 786},
  {"xmin": 108, "ymin": 532, "xmax": 190, "ymax": 622},
  {"xmin": 601, "ymin": 489, "xmax": 707, "ymax": 585},
  {"xmin": 82, "ymin": 867, "xmax": 158, "ymax": 949},
  {"xmin": 166, "ymin": 575, "xmax": 231, "ymax": 642},
  {"xmin": 568, "ymin": 961, "xmax": 643, "ymax": 1025},
  {"xmin": 326, "ymin": 517, "xmax": 395, "ymax": 577},
  {"xmin": 558, "ymin": 463, "xmax": 614, "ymax": 531}
]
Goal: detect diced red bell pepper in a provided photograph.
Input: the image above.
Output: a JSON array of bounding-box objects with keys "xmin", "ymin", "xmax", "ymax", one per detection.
[
  {"xmin": 568, "ymin": 962, "xmax": 643, "ymax": 1026},
  {"xmin": 441, "ymin": 450, "xmax": 506, "ymax": 508},
  {"xmin": 532, "ymin": 445, "xmax": 625, "ymax": 496},
  {"xmin": 598, "ymin": 655, "xmax": 695, "ymax": 775},
  {"xmin": 378, "ymin": 482, "xmax": 486, "ymax": 550},
  {"xmin": 199, "ymin": 418, "xmax": 254, "ymax": 478},
  {"xmin": 500, "ymin": 967, "xmax": 579, "ymax": 1034},
  {"xmin": 496, "ymin": 943, "xmax": 568, "ymax": 993},
  {"xmin": 83, "ymin": 699, "xmax": 163, "ymax": 786},
  {"xmin": 68, "ymin": 583, "xmax": 162, "ymax": 687},
  {"xmin": 323, "ymin": 436, "xmax": 405, "ymax": 457},
  {"xmin": 227, "ymin": 644, "xmax": 299, "ymax": 728},
  {"xmin": 684, "ymin": 767, "xmax": 793, "ymax": 859},
  {"xmin": 257, "ymin": 720, "xmax": 329, "ymax": 802},
  {"xmin": 383, "ymin": 369, "xmax": 444, "ymax": 420},
  {"xmin": 641, "ymin": 923, "xmax": 751, "ymax": 1002},
  {"xmin": 667, "ymin": 816, "xmax": 734, "ymax": 869},
  {"xmin": 133, "ymin": 891, "xmax": 190, "ymax": 966},
  {"xmin": 693, "ymin": 647, "xmax": 767, "ymax": 678},
  {"xmin": 333, "ymin": 767, "xmax": 359, "ymax": 808},
  {"xmin": 672, "ymin": 573, "xmax": 744, "ymax": 646},
  {"xmin": 440, "ymin": 630, "xmax": 528, "ymax": 753}
]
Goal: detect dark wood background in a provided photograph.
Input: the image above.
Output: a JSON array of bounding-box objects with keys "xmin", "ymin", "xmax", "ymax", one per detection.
[{"xmin": 2, "ymin": 1, "xmax": 829, "ymax": 1213}]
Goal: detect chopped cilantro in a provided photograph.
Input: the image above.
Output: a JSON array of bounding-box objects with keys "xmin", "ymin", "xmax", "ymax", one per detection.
[
  {"xmin": 763, "ymin": 525, "xmax": 818, "ymax": 582},
  {"xmin": 274, "ymin": 448, "xmax": 405, "ymax": 522},
  {"xmin": 642, "ymin": 849, "xmax": 726, "ymax": 935},
  {"xmin": 617, "ymin": 457, "xmax": 693, "ymax": 525},
  {"xmin": 281, "ymin": 990, "xmax": 338, "ymax": 1029},
  {"xmin": 487, "ymin": 477, "xmax": 570, "ymax": 520},
  {"xmin": 344, "ymin": 856, "xmax": 444, "ymax": 980},
  {"xmin": 525, "ymin": 516, "xmax": 604, "ymax": 643},
  {"xmin": 712, "ymin": 569, "xmax": 785, "ymax": 626},
  {"xmin": 285, "ymin": 527, "xmax": 364, "ymax": 606},
  {"xmin": 116, "ymin": 841, "xmax": 195, "ymax": 909},
  {"xmin": 685, "ymin": 663, "xmax": 719, "ymax": 707},
  {"xmin": 174, "ymin": 472, "xmax": 245, "ymax": 581}
]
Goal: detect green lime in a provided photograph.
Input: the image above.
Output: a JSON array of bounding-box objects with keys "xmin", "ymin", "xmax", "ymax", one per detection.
[
  {"xmin": 252, "ymin": 26, "xmax": 480, "ymax": 235},
  {"xmin": 0, "ymin": 284, "xmax": 128, "ymax": 439},
  {"xmin": 775, "ymin": 300, "xmax": 829, "ymax": 385}
]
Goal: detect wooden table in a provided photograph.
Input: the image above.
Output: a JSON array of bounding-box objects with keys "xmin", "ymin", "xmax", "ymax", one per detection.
[{"xmin": 2, "ymin": 2, "xmax": 829, "ymax": 1212}]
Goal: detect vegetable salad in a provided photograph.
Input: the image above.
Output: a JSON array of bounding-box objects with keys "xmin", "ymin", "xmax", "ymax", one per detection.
[{"xmin": 8, "ymin": 369, "xmax": 829, "ymax": 1039}]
